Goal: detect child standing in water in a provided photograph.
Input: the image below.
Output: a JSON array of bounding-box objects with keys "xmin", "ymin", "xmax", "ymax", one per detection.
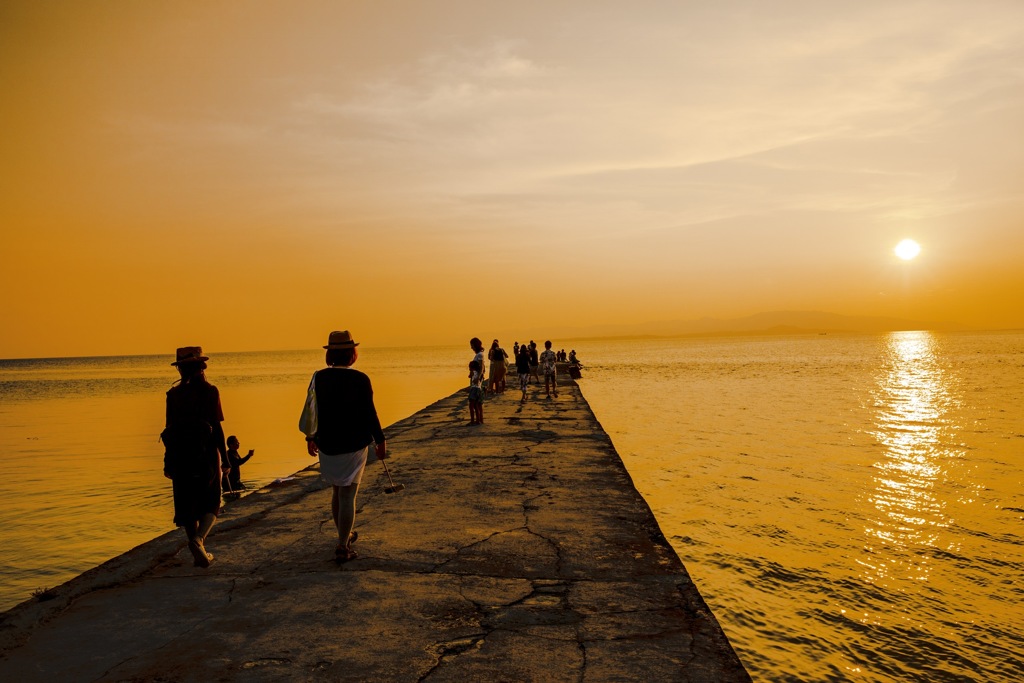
[
  {"xmin": 221, "ymin": 435, "xmax": 255, "ymax": 493},
  {"xmin": 468, "ymin": 359, "xmax": 484, "ymax": 425}
]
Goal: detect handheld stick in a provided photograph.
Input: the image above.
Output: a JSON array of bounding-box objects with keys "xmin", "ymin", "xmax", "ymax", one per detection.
[{"xmin": 381, "ymin": 458, "xmax": 405, "ymax": 494}]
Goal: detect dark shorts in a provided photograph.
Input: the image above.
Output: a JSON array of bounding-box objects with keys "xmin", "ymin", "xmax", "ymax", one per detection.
[{"xmin": 468, "ymin": 386, "xmax": 483, "ymax": 402}]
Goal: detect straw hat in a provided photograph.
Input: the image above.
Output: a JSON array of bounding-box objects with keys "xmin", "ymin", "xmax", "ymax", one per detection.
[
  {"xmin": 172, "ymin": 346, "xmax": 209, "ymax": 366},
  {"xmin": 323, "ymin": 330, "xmax": 359, "ymax": 349}
]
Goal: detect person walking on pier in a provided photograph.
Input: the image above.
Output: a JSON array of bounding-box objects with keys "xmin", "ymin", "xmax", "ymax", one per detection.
[
  {"xmin": 488, "ymin": 339, "xmax": 508, "ymax": 394},
  {"xmin": 300, "ymin": 330, "xmax": 387, "ymax": 563},
  {"xmin": 515, "ymin": 343, "xmax": 532, "ymax": 403},
  {"xmin": 540, "ymin": 340, "xmax": 559, "ymax": 398},
  {"xmin": 470, "ymin": 337, "xmax": 486, "ymax": 388},
  {"xmin": 528, "ymin": 341, "xmax": 540, "ymax": 383},
  {"xmin": 161, "ymin": 346, "xmax": 226, "ymax": 569},
  {"xmin": 468, "ymin": 359, "xmax": 484, "ymax": 424}
]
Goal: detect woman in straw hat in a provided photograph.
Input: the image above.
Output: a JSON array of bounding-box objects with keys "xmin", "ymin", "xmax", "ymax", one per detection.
[
  {"xmin": 162, "ymin": 346, "xmax": 226, "ymax": 568},
  {"xmin": 300, "ymin": 330, "xmax": 387, "ymax": 562}
]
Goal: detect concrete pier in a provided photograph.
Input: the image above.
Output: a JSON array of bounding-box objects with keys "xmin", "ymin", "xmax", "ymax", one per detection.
[{"xmin": 0, "ymin": 375, "xmax": 750, "ymax": 681}]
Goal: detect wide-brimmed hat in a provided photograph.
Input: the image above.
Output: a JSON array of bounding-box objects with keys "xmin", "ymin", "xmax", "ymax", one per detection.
[
  {"xmin": 323, "ymin": 330, "xmax": 359, "ymax": 349},
  {"xmin": 172, "ymin": 346, "xmax": 209, "ymax": 366}
]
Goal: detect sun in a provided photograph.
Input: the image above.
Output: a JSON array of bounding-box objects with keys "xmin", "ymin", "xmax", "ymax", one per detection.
[{"xmin": 895, "ymin": 239, "xmax": 921, "ymax": 260}]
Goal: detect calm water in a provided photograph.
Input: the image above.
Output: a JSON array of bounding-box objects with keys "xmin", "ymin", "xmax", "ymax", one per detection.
[
  {"xmin": 1, "ymin": 333, "xmax": 1022, "ymax": 681},
  {"xmin": 580, "ymin": 331, "xmax": 1024, "ymax": 682},
  {"xmin": 0, "ymin": 346, "xmax": 466, "ymax": 613}
]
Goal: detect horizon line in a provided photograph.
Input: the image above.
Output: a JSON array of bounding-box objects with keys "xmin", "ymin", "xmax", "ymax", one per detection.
[{"xmin": 2, "ymin": 326, "xmax": 1022, "ymax": 363}]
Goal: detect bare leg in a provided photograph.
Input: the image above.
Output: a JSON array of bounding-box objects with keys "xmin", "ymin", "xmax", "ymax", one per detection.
[
  {"xmin": 197, "ymin": 513, "xmax": 216, "ymax": 543},
  {"xmin": 334, "ymin": 483, "xmax": 360, "ymax": 550},
  {"xmin": 331, "ymin": 486, "xmax": 340, "ymax": 528},
  {"xmin": 187, "ymin": 513, "xmax": 217, "ymax": 568}
]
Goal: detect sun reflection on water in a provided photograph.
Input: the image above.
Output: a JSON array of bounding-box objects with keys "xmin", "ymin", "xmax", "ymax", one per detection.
[{"xmin": 861, "ymin": 331, "xmax": 962, "ymax": 585}]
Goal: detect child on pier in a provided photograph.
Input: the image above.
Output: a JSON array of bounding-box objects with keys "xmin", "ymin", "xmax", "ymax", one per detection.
[
  {"xmin": 468, "ymin": 359, "xmax": 484, "ymax": 425},
  {"xmin": 540, "ymin": 340, "xmax": 558, "ymax": 398},
  {"xmin": 515, "ymin": 344, "xmax": 531, "ymax": 403}
]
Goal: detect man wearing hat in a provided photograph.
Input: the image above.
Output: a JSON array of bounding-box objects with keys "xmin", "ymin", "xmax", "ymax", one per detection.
[{"xmin": 162, "ymin": 345, "xmax": 226, "ymax": 568}]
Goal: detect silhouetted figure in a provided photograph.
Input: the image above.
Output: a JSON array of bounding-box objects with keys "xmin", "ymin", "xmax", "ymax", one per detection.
[
  {"xmin": 568, "ymin": 349, "xmax": 583, "ymax": 379},
  {"xmin": 540, "ymin": 340, "xmax": 559, "ymax": 398},
  {"xmin": 470, "ymin": 337, "xmax": 486, "ymax": 389},
  {"xmin": 528, "ymin": 341, "xmax": 540, "ymax": 383},
  {"xmin": 300, "ymin": 330, "xmax": 387, "ymax": 563},
  {"xmin": 468, "ymin": 359, "xmax": 484, "ymax": 424},
  {"xmin": 221, "ymin": 435, "xmax": 255, "ymax": 493},
  {"xmin": 515, "ymin": 344, "xmax": 532, "ymax": 403},
  {"xmin": 161, "ymin": 346, "xmax": 226, "ymax": 568},
  {"xmin": 488, "ymin": 339, "xmax": 508, "ymax": 394}
]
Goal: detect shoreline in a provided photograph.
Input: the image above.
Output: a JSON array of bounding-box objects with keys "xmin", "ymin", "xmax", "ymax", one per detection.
[{"xmin": 0, "ymin": 376, "xmax": 749, "ymax": 681}]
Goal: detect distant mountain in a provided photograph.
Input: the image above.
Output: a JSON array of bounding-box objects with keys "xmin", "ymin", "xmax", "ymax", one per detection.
[{"xmin": 555, "ymin": 310, "xmax": 970, "ymax": 340}]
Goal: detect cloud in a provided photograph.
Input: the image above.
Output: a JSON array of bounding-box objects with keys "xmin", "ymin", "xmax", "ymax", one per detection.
[
  {"xmin": 297, "ymin": 40, "xmax": 545, "ymax": 130},
  {"xmin": 106, "ymin": 3, "xmax": 1024, "ymax": 246}
]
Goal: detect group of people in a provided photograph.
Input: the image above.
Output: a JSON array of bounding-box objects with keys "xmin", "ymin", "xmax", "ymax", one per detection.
[
  {"xmin": 553, "ymin": 348, "xmax": 573, "ymax": 362},
  {"xmin": 161, "ymin": 330, "xmax": 387, "ymax": 568},
  {"xmin": 468, "ymin": 337, "xmax": 564, "ymax": 423},
  {"xmin": 163, "ymin": 331, "xmax": 578, "ymax": 569}
]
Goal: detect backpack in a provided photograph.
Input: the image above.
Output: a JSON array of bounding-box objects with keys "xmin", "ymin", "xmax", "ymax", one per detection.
[{"xmin": 161, "ymin": 419, "xmax": 216, "ymax": 479}]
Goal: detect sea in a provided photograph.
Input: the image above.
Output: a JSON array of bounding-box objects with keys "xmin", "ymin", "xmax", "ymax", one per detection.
[{"xmin": 1, "ymin": 332, "xmax": 1021, "ymax": 682}]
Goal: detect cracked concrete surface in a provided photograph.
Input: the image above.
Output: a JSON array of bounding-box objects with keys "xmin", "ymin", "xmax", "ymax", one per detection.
[{"xmin": 0, "ymin": 376, "xmax": 750, "ymax": 682}]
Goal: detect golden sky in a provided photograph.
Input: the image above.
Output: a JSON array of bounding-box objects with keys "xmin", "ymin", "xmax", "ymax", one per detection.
[{"xmin": 2, "ymin": 1, "xmax": 1023, "ymax": 358}]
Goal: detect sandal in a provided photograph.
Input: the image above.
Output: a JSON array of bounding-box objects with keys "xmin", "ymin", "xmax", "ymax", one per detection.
[
  {"xmin": 335, "ymin": 546, "xmax": 358, "ymax": 563},
  {"xmin": 333, "ymin": 529, "xmax": 360, "ymax": 562},
  {"xmin": 188, "ymin": 539, "xmax": 214, "ymax": 568}
]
